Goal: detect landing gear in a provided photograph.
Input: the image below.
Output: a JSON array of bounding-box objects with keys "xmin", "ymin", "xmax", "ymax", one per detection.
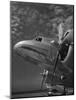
[{"xmin": 40, "ymin": 69, "xmax": 48, "ymax": 90}]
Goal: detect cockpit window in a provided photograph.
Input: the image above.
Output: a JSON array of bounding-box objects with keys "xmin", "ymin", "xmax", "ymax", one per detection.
[{"xmin": 35, "ymin": 37, "xmax": 42, "ymax": 42}]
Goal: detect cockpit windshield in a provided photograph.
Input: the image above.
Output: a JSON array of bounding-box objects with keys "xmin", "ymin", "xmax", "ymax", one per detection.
[{"xmin": 34, "ymin": 36, "xmax": 42, "ymax": 42}]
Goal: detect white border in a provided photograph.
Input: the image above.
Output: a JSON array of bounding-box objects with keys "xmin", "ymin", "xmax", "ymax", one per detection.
[
  {"xmin": 11, "ymin": 0, "xmax": 75, "ymax": 5},
  {"xmin": 0, "ymin": 0, "xmax": 75, "ymax": 100}
]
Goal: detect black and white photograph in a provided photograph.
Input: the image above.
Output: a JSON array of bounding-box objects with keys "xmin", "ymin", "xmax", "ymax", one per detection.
[{"xmin": 10, "ymin": 1, "xmax": 74, "ymax": 99}]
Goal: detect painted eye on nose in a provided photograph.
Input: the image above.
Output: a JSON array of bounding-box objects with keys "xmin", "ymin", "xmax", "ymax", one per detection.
[{"xmin": 34, "ymin": 37, "xmax": 42, "ymax": 42}]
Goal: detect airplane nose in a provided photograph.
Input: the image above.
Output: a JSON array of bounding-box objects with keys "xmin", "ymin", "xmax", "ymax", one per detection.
[
  {"xmin": 14, "ymin": 41, "xmax": 25, "ymax": 50},
  {"xmin": 14, "ymin": 43, "xmax": 20, "ymax": 50},
  {"xmin": 14, "ymin": 40, "xmax": 34, "ymax": 51}
]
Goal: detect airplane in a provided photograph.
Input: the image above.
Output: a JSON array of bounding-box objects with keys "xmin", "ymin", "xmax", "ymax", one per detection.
[
  {"xmin": 14, "ymin": 36, "xmax": 58, "ymax": 65},
  {"xmin": 14, "ymin": 29, "xmax": 74, "ymax": 95}
]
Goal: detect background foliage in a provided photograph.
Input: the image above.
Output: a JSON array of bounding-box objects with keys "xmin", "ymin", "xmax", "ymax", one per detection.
[{"xmin": 10, "ymin": 1, "xmax": 74, "ymax": 45}]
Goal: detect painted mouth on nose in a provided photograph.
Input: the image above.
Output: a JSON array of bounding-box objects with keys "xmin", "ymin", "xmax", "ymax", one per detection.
[{"xmin": 21, "ymin": 46, "xmax": 46, "ymax": 56}]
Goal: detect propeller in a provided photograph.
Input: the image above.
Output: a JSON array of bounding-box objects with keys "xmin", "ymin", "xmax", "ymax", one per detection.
[{"xmin": 51, "ymin": 28, "xmax": 70, "ymax": 81}]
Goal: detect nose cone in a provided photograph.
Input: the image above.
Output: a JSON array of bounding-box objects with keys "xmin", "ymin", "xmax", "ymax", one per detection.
[
  {"xmin": 14, "ymin": 40, "xmax": 37, "ymax": 59},
  {"xmin": 14, "ymin": 40, "xmax": 34, "ymax": 50},
  {"xmin": 13, "ymin": 40, "xmax": 46, "ymax": 64},
  {"xmin": 14, "ymin": 41, "xmax": 25, "ymax": 50}
]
